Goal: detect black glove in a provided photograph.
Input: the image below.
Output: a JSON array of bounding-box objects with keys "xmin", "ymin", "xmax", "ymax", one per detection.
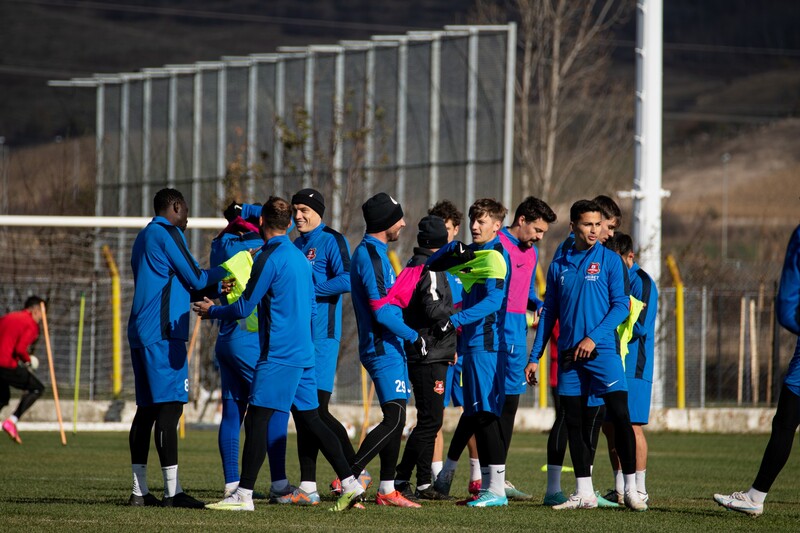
[
  {"xmin": 413, "ymin": 335, "xmax": 431, "ymax": 359},
  {"xmin": 428, "ymin": 241, "xmax": 475, "ymax": 272},
  {"xmin": 223, "ymin": 201, "xmax": 243, "ymax": 222},
  {"xmin": 432, "ymin": 318, "xmax": 454, "ymax": 339}
]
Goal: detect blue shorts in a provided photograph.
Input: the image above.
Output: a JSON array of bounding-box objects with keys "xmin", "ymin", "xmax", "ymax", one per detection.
[
  {"xmin": 444, "ymin": 358, "xmax": 464, "ymax": 408},
  {"xmin": 314, "ymin": 337, "xmax": 341, "ymax": 393},
  {"xmin": 627, "ymin": 378, "xmax": 652, "ymax": 424},
  {"xmin": 784, "ymin": 343, "xmax": 800, "ymax": 397},
  {"xmin": 250, "ymin": 361, "xmax": 318, "ymax": 412},
  {"xmin": 558, "ymin": 350, "xmax": 627, "ymax": 398},
  {"xmin": 462, "ymin": 350, "xmax": 505, "ymax": 416},
  {"xmin": 504, "ymin": 349, "xmax": 528, "ymax": 395},
  {"xmin": 131, "ymin": 339, "xmax": 188, "ymax": 406},
  {"xmin": 361, "ymin": 351, "xmax": 410, "ymax": 404},
  {"xmin": 215, "ymin": 333, "xmax": 259, "ymax": 401}
]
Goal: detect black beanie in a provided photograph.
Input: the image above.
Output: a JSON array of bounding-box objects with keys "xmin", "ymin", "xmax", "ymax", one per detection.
[
  {"xmin": 362, "ymin": 193, "xmax": 404, "ymax": 234},
  {"xmin": 291, "ymin": 188, "xmax": 325, "ymax": 217},
  {"xmin": 417, "ymin": 215, "xmax": 448, "ymax": 249}
]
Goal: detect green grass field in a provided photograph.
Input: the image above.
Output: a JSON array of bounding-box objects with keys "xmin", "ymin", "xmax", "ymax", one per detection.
[{"xmin": 1, "ymin": 429, "xmax": 798, "ymax": 532}]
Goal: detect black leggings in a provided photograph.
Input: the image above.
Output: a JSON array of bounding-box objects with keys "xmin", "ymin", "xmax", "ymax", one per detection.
[
  {"xmin": 753, "ymin": 384, "xmax": 800, "ymax": 493},
  {"xmin": 547, "ymin": 396, "xmax": 568, "ymax": 466},
  {"xmin": 0, "ymin": 365, "xmax": 46, "ymax": 419},
  {"xmin": 561, "ymin": 396, "xmax": 606, "ymax": 477},
  {"xmin": 296, "ymin": 390, "xmax": 356, "ymax": 482},
  {"xmin": 473, "ymin": 412, "xmax": 506, "ymax": 466},
  {"xmin": 351, "ymin": 400, "xmax": 406, "ymax": 481},
  {"xmin": 129, "ymin": 402, "xmax": 183, "ymax": 467},
  {"xmin": 499, "ymin": 394, "xmax": 520, "ymax": 454},
  {"xmin": 602, "ymin": 391, "xmax": 636, "ymax": 475}
]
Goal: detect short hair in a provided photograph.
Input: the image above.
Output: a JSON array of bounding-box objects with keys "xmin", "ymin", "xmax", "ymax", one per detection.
[
  {"xmin": 261, "ymin": 196, "xmax": 292, "ymax": 230},
  {"xmin": 605, "ymin": 232, "xmax": 634, "ymax": 256},
  {"xmin": 24, "ymin": 295, "xmax": 45, "ymax": 310},
  {"xmin": 570, "ymin": 199, "xmax": 602, "ymax": 223},
  {"xmin": 153, "ymin": 188, "xmax": 185, "ymax": 215},
  {"xmin": 468, "ymin": 198, "xmax": 507, "ymax": 223},
  {"xmin": 513, "ymin": 196, "xmax": 557, "ymax": 224},
  {"xmin": 428, "ymin": 200, "xmax": 463, "ymax": 228},
  {"xmin": 592, "ymin": 194, "xmax": 621, "ymax": 222}
]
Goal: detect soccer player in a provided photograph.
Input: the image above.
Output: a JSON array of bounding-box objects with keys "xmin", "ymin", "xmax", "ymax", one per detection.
[
  {"xmin": 280, "ymin": 188, "xmax": 364, "ymax": 505},
  {"xmin": 127, "ymin": 188, "xmax": 228, "ymax": 508},
  {"xmin": 713, "ymin": 221, "xmax": 800, "ymax": 516},
  {"xmin": 602, "ymin": 232, "xmax": 658, "ymax": 504},
  {"xmin": 196, "ymin": 197, "xmax": 365, "ymax": 512},
  {"xmin": 0, "ymin": 296, "xmax": 47, "ymax": 444},
  {"xmin": 526, "ymin": 199, "xmax": 647, "ymax": 511},
  {"xmin": 348, "ymin": 192, "xmax": 427, "ymax": 508},
  {"xmin": 393, "ymin": 215, "xmax": 457, "ymax": 501},
  {"xmin": 210, "ymin": 204, "xmax": 293, "ymax": 501},
  {"xmin": 434, "ymin": 198, "xmax": 510, "ymax": 508}
]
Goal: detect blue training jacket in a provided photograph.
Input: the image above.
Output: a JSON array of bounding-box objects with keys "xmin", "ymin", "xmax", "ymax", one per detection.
[
  {"xmin": 208, "ymin": 234, "xmax": 315, "ymax": 368},
  {"xmin": 627, "ymin": 262, "xmax": 658, "ymax": 381},
  {"xmin": 530, "ymin": 241, "xmax": 629, "ymax": 362},
  {"xmin": 294, "ymin": 222, "xmax": 351, "ymax": 341},
  {"xmin": 350, "ymin": 235, "xmax": 418, "ymax": 358},
  {"xmin": 128, "ymin": 216, "xmax": 227, "ymax": 348},
  {"xmin": 778, "ymin": 225, "xmax": 800, "ymax": 366}
]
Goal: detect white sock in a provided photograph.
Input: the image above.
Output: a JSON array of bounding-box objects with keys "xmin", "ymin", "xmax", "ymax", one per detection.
[
  {"xmin": 417, "ymin": 483, "xmax": 431, "ymax": 491},
  {"xmin": 162, "ymin": 465, "xmax": 178, "ymax": 498},
  {"xmin": 480, "ymin": 466, "xmax": 490, "ymax": 489},
  {"xmin": 431, "ymin": 461, "xmax": 443, "ymax": 480},
  {"xmin": 131, "ymin": 464, "xmax": 148, "ymax": 496},
  {"xmin": 747, "ymin": 487, "xmax": 767, "ymax": 504},
  {"xmin": 442, "ymin": 457, "xmax": 459, "ymax": 477},
  {"xmin": 236, "ymin": 487, "xmax": 253, "ymax": 501},
  {"xmin": 341, "ymin": 476, "xmax": 360, "ymax": 494},
  {"xmin": 469, "ymin": 458, "xmax": 482, "ymax": 481},
  {"xmin": 576, "ymin": 476, "xmax": 594, "ymax": 498},
  {"xmin": 224, "ymin": 481, "xmax": 238, "ymax": 495},
  {"xmin": 635, "ymin": 470, "xmax": 646, "ymax": 494},
  {"xmin": 379, "ymin": 480, "xmax": 395, "ymax": 495},
  {"xmin": 9, "ymin": 415, "xmax": 19, "ymax": 424},
  {"xmin": 488, "ymin": 464, "xmax": 506, "ymax": 497},
  {"xmin": 271, "ymin": 478, "xmax": 290, "ymax": 492},
  {"xmin": 545, "ymin": 465, "xmax": 562, "ymax": 496},
  {"xmin": 614, "ymin": 470, "xmax": 624, "ymax": 494},
  {"xmin": 623, "ymin": 473, "xmax": 637, "ymax": 494},
  {"xmin": 298, "ymin": 481, "xmax": 316, "ymax": 493}
]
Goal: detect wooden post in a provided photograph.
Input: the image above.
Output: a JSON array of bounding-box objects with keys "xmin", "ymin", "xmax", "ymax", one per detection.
[
  {"xmin": 749, "ymin": 298, "xmax": 759, "ymax": 405},
  {"xmin": 737, "ymin": 296, "xmax": 746, "ymax": 406}
]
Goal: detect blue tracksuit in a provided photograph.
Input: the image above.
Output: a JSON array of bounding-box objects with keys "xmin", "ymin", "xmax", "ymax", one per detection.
[
  {"xmin": 627, "ymin": 263, "xmax": 658, "ymax": 382},
  {"xmin": 778, "ymin": 225, "xmax": 800, "ymax": 396}
]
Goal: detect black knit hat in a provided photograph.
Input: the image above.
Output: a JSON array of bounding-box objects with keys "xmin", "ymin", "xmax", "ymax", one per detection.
[
  {"xmin": 417, "ymin": 215, "xmax": 448, "ymax": 249},
  {"xmin": 362, "ymin": 193, "xmax": 404, "ymax": 234},
  {"xmin": 291, "ymin": 188, "xmax": 325, "ymax": 217}
]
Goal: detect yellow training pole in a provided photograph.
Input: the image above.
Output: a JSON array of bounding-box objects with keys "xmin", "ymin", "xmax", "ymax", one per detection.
[
  {"xmin": 179, "ymin": 316, "xmax": 202, "ymax": 439},
  {"xmin": 101, "ymin": 245, "xmax": 122, "ymax": 398},
  {"xmin": 535, "ymin": 265, "xmax": 548, "ymax": 408},
  {"xmin": 665, "ymin": 255, "xmax": 686, "ymax": 409},
  {"xmin": 72, "ymin": 293, "xmax": 86, "ymax": 434},
  {"xmin": 40, "ymin": 302, "xmax": 67, "ymax": 445}
]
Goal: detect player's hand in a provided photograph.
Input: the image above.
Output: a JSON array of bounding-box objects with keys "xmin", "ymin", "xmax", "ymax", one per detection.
[
  {"xmin": 223, "ymin": 201, "xmax": 243, "ymax": 222},
  {"xmin": 248, "ymin": 246, "xmax": 261, "ymax": 256},
  {"xmin": 220, "ymin": 279, "xmax": 236, "ymax": 295},
  {"xmin": 192, "ymin": 297, "xmax": 214, "ymax": 319},
  {"xmin": 432, "ymin": 318, "xmax": 454, "ymax": 339},
  {"xmin": 525, "ymin": 362, "xmax": 538, "ymax": 386},
  {"xmin": 574, "ymin": 337, "xmax": 596, "ymax": 359},
  {"xmin": 451, "ymin": 353, "xmax": 458, "ymax": 366},
  {"xmin": 531, "ymin": 308, "xmax": 542, "ymax": 328},
  {"xmin": 413, "ymin": 335, "xmax": 431, "ymax": 359}
]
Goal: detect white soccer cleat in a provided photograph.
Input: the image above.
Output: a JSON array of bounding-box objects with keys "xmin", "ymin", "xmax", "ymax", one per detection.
[
  {"xmin": 205, "ymin": 492, "xmax": 254, "ymax": 511},
  {"xmin": 624, "ymin": 490, "xmax": 648, "ymax": 512},
  {"xmin": 713, "ymin": 491, "xmax": 763, "ymax": 517},
  {"xmin": 552, "ymin": 491, "xmax": 598, "ymax": 510}
]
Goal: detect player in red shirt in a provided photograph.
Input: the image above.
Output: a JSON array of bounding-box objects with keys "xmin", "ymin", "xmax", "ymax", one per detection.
[{"xmin": 0, "ymin": 296, "xmax": 47, "ymax": 444}]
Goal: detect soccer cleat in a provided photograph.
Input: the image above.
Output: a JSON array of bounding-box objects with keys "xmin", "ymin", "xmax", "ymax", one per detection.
[
  {"xmin": 395, "ymin": 481, "xmax": 419, "ymax": 501},
  {"xmin": 275, "ymin": 487, "xmax": 320, "ymax": 505},
  {"xmin": 639, "ymin": 491, "xmax": 649, "ymax": 503},
  {"xmin": 162, "ymin": 491, "xmax": 206, "ymax": 509},
  {"xmin": 330, "ymin": 477, "xmax": 343, "ymax": 495},
  {"xmin": 602, "ymin": 489, "xmax": 623, "ymax": 504},
  {"xmin": 594, "ymin": 490, "xmax": 619, "ymax": 509},
  {"xmin": 504, "ymin": 480, "xmax": 532, "ymax": 500},
  {"xmin": 415, "ymin": 486, "xmax": 453, "ymax": 501},
  {"xmin": 713, "ymin": 491, "xmax": 763, "ymax": 517},
  {"xmin": 268, "ymin": 484, "xmax": 297, "ymax": 503},
  {"xmin": 624, "ymin": 490, "xmax": 648, "ymax": 512},
  {"xmin": 456, "ymin": 493, "xmax": 480, "ymax": 506},
  {"xmin": 542, "ymin": 491, "xmax": 568, "ymax": 506},
  {"xmin": 128, "ymin": 493, "xmax": 162, "ymax": 507},
  {"xmin": 329, "ymin": 488, "xmax": 366, "ymax": 512},
  {"xmin": 466, "ymin": 490, "xmax": 509, "ymax": 508},
  {"xmin": 433, "ymin": 469, "xmax": 454, "ymax": 496},
  {"xmin": 205, "ymin": 493, "xmax": 254, "ymax": 511},
  {"xmin": 468, "ymin": 479, "xmax": 482, "ymax": 494},
  {"xmin": 331, "ymin": 469, "xmax": 372, "ymax": 496},
  {"xmin": 375, "ymin": 490, "xmax": 422, "ymax": 508},
  {"xmin": 552, "ymin": 492, "xmax": 598, "ymax": 510},
  {"xmin": 2, "ymin": 419, "xmax": 21, "ymax": 444}
]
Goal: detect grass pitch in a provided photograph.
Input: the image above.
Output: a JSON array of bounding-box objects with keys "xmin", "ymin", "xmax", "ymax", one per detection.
[{"xmin": 1, "ymin": 429, "xmax": 798, "ymax": 532}]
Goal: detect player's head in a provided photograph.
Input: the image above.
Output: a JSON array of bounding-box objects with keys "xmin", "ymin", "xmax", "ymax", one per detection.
[
  {"xmin": 291, "ymin": 188, "xmax": 325, "ymax": 234},
  {"xmin": 154, "ymin": 188, "xmax": 188, "ymax": 231},
  {"xmin": 468, "ymin": 198, "xmax": 506, "ymax": 245},
  {"xmin": 570, "ymin": 199, "xmax": 602, "ymax": 251},
  {"xmin": 362, "ymin": 192, "xmax": 405, "ymax": 242},
  {"xmin": 24, "ymin": 295, "xmax": 45, "ymax": 323},
  {"xmin": 605, "ymin": 231, "xmax": 635, "ymax": 268},
  {"xmin": 428, "ymin": 200, "xmax": 463, "ymax": 243},
  {"xmin": 510, "ymin": 196, "xmax": 557, "ymax": 249},
  {"xmin": 260, "ymin": 196, "xmax": 293, "ymax": 237},
  {"xmin": 592, "ymin": 194, "xmax": 621, "ymax": 243},
  {"xmin": 416, "ymin": 215, "xmax": 448, "ymax": 251}
]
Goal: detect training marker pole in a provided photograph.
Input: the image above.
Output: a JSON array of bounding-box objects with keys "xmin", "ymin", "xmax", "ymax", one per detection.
[
  {"xmin": 41, "ymin": 302, "xmax": 67, "ymax": 445},
  {"xmin": 72, "ymin": 294, "xmax": 86, "ymax": 434}
]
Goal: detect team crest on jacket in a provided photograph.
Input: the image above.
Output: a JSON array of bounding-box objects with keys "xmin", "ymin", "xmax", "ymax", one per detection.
[
  {"xmin": 434, "ymin": 380, "xmax": 445, "ymax": 395},
  {"xmin": 306, "ymin": 248, "xmax": 317, "ymax": 261},
  {"xmin": 587, "ymin": 262, "xmax": 600, "ymax": 275}
]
